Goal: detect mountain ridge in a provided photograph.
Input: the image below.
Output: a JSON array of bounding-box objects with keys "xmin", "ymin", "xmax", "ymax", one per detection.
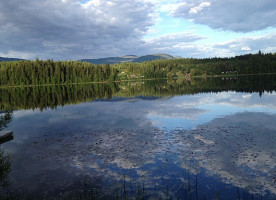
[
  {"xmin": 79, "ymin": 53, "xmax": 176, "ymax": 64},
  {"xmin": 0, "ymin": 57, "xmax": 24, "ymax": 62},
  {"xmin": 0, "ymin": 53, "xmax": 177, "ymax": 64}
]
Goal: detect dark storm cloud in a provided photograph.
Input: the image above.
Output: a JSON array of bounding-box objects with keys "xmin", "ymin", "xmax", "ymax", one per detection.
[
  {"xmin": 0, "ymin": 0, "xmax": 154, "ymax": 59},
  {"xmin": 172, "ymin": 0, "xmax": 276, "ymax": 32}
]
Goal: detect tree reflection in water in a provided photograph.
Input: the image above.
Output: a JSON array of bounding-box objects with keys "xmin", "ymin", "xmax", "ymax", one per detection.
[
  {"xmin": 0, "ymin": 112, "xmax": 12, "ymax": 132},
  {"xmin": 0, "ymin": 149, "xmax": 12, "ymax": 199},
  {"xmin": 0, "ymin": 111, "xmax": 13, "ymax": 199},
  {"xmin": 0, "ymin": 74, "xmax": 275, "ymax": 111}
]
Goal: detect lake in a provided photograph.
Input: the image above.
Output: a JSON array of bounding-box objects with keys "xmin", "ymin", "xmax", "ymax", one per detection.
[{"xmin": 0, "ymin": 75, "xmax": 276, "ymax": 199}]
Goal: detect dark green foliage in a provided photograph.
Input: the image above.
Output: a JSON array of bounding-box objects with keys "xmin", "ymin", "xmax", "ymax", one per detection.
[
  {"xmin": 0, "ymin": 112, "xmax": 12, "ymax": 131},
  {"xmin": 0, "ymin": 59, "xmax": 117, "ymax": 86},
  {"xmin": 0, "ymin": 52, "xmax": 276, "ymax": 87},
  {"xmin": 114, "ymin": 52, "xmax": 276, "ymax": 80},
  {"xmin": 132, "ymin": 54, "xmax": 174, "ymax": 63}
]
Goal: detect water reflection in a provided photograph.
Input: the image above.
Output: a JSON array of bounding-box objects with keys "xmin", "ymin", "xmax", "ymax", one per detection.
[
  {"xmin": 0, "ymin": 111, "xmax": 13, "ymax": 132},
  {"xmin": 148, "ymin": 92, "xmax": 276, "ymax": 130},
  {"xmin": 176, "ymin": 113, "xmax": 276, "ymax": 198},
  {"xmin": 0, "ymin": 111, "xmax": 13, "ymax": 198},
  {"xmin": 0, "ymin": 148, "xmax": 12, "ymax": 199},
  {"xmin": 1, "ymin": 74, "xmax": 275, "ymax": 111},
  {"xmin": 0, "ymin": 75, "xmax": 276, "ymax": 199},
  {"xmin": 4, "ymin": 113, "xmax": 276, "ymax": 199}
]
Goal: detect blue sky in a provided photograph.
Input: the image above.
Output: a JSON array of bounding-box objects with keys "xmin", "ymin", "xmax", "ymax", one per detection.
[
  {"xmin": 144, "ymin": 0, "xmax": 276, "ymax": 57},
  {"xmin": 148, "ymin": 12, "xmax": 276, "ymax": 56},
  {"xmin": 0, "ymin": 0, "xmax": 276, "ymax": 60}
]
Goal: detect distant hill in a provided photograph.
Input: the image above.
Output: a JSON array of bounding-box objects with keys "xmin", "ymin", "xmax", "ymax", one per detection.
[
  {"xmin": 132, "ymin": 54, "xmax": 174, "ymax": 63},
  {"xmin": 80, "ymin": 56, "xmax": 135, "ymax": 65},
  {"xmin": 0, "ymin": 57, "xmax": 23, "ymax": 62},
  {"xmin": 79, "ymin": 54, "xmax": 176, "ymax": 64},
  {"xmin": 121, "ymin": 55, "xmax": 138, "ymax": 59}
]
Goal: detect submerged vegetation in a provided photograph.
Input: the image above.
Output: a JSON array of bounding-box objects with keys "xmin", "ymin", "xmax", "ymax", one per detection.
[{"xmin": 0, "ymin": 52, "xmax": 276, "ymax": 87}]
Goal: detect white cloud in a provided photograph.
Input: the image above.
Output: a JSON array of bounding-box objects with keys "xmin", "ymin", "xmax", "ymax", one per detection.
[
  {"xmin": 172, "ymin": 0, "xmax": 276, "ymax": 32},
  {"xmin": 1, "ymin": 0, "xmax": 276, "ymax": 59},
  {"xmin": 241, "ymin": 47, "xmax": 251, "ymax": 51},
  {"xmin": 0, "ymin": 0, "xmax": 154, "ymax": 60},
  {"xmin": 153, "ymin": 32, "xmax": 276, "ymax": 58},
  {"xmin": 146, "ymin": 31, "xmax": 205, "ymax": 43},
  {"xmin": 189, "ymin": 2, "xmax": 211, "ymax": 14},
  {"xmin": 213, "ymin": 32, "xmax": 276, "ymax": 56},
  {"xmin": 144, "ymin": 31, "xmax": 206, "ymax": 55},
  {"xmin": 160, "ymin": 2, "xmax": 186, "ymax": 14}
]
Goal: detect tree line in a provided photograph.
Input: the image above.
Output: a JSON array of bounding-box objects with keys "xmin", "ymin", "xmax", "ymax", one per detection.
[
  {"xmin": 0, "ymin": 59, "xmax": 118, "ymax": 86},
  {"xmin": 0, "ymin": 52, "xmax": 276, "ymax": 86},
  {"xmin": 114, "ymin": 51, "xmax": 276, "ymax": 79}
]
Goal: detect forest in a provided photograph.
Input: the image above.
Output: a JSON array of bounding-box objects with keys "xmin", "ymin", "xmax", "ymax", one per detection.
[
  {"xmin": 0, "ymin": 51, "xmax": 276, "ymax": 86},
  {"xmin": 0, "ymin": 59, "xmax": 118, "ymax": 86}
]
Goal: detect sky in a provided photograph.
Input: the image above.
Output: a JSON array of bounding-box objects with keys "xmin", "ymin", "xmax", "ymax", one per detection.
[{"xmin": 0, "ymin": 0, "xmax": 276, "ymax": 60}]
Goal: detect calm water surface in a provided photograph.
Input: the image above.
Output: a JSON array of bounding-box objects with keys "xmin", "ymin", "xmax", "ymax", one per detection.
[{"xmin": 0, "ymin": 75, "xmax": 276, "ymax": 199}]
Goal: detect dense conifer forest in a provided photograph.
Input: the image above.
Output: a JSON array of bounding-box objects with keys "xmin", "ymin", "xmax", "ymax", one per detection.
[{"xmin": 0, "ymin": 52, "xmax": 276, "ymax": 86}]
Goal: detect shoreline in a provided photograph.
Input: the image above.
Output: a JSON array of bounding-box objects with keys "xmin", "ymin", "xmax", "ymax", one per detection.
[{"xmin": 0, "ymin": 72, "xmax": 275, "ymax": 89}]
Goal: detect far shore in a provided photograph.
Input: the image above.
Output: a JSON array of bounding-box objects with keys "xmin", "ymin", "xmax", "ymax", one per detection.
[{"xmin": 0, "ymin": 72, "xmax": 275, "ymax": 89}]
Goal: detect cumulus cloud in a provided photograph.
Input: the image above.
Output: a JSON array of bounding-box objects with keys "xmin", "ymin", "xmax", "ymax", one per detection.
[
  {"xmin": 144, "ymin": 31, "xmax": 206, "ymax": 56},
  {"xmin": 1, "ymin": 0, "xmax": 276, "ymax": 60},
  {"xmin": 0, "ymin": 0, "xmax": 154, "ymax": 60},
  {"xmin": 145, "ymin": 31, "xmax": 205, "ymax": 44},
  {"xmin": 158, "ymin": 32, "xmax": 276, "ymax": 58},
  {"xmin": 189, "ymin": 2, "xmax": 211, "ymax": 14},
  {"xmin": 171, "ymin": 0, "xmax": 276, "ymax": 32},
  {"xmin": 213, "ymin": 32, "xmax": 276, "ymax": 56}
]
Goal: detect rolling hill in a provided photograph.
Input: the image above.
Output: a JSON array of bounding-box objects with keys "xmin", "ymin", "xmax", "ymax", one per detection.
[
  {"xmin": 0, "ymin": 57, "xmax": 24, "ymax": 62},
  {"xmin": 80, "ymin": 54, "xmax": 176, "ymax": 64}
]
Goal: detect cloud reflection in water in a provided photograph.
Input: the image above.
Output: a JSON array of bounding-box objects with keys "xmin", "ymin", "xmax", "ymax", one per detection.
[{"xmin": 2, "ymin": 91, "xmax": 276, "ymax": 199}]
